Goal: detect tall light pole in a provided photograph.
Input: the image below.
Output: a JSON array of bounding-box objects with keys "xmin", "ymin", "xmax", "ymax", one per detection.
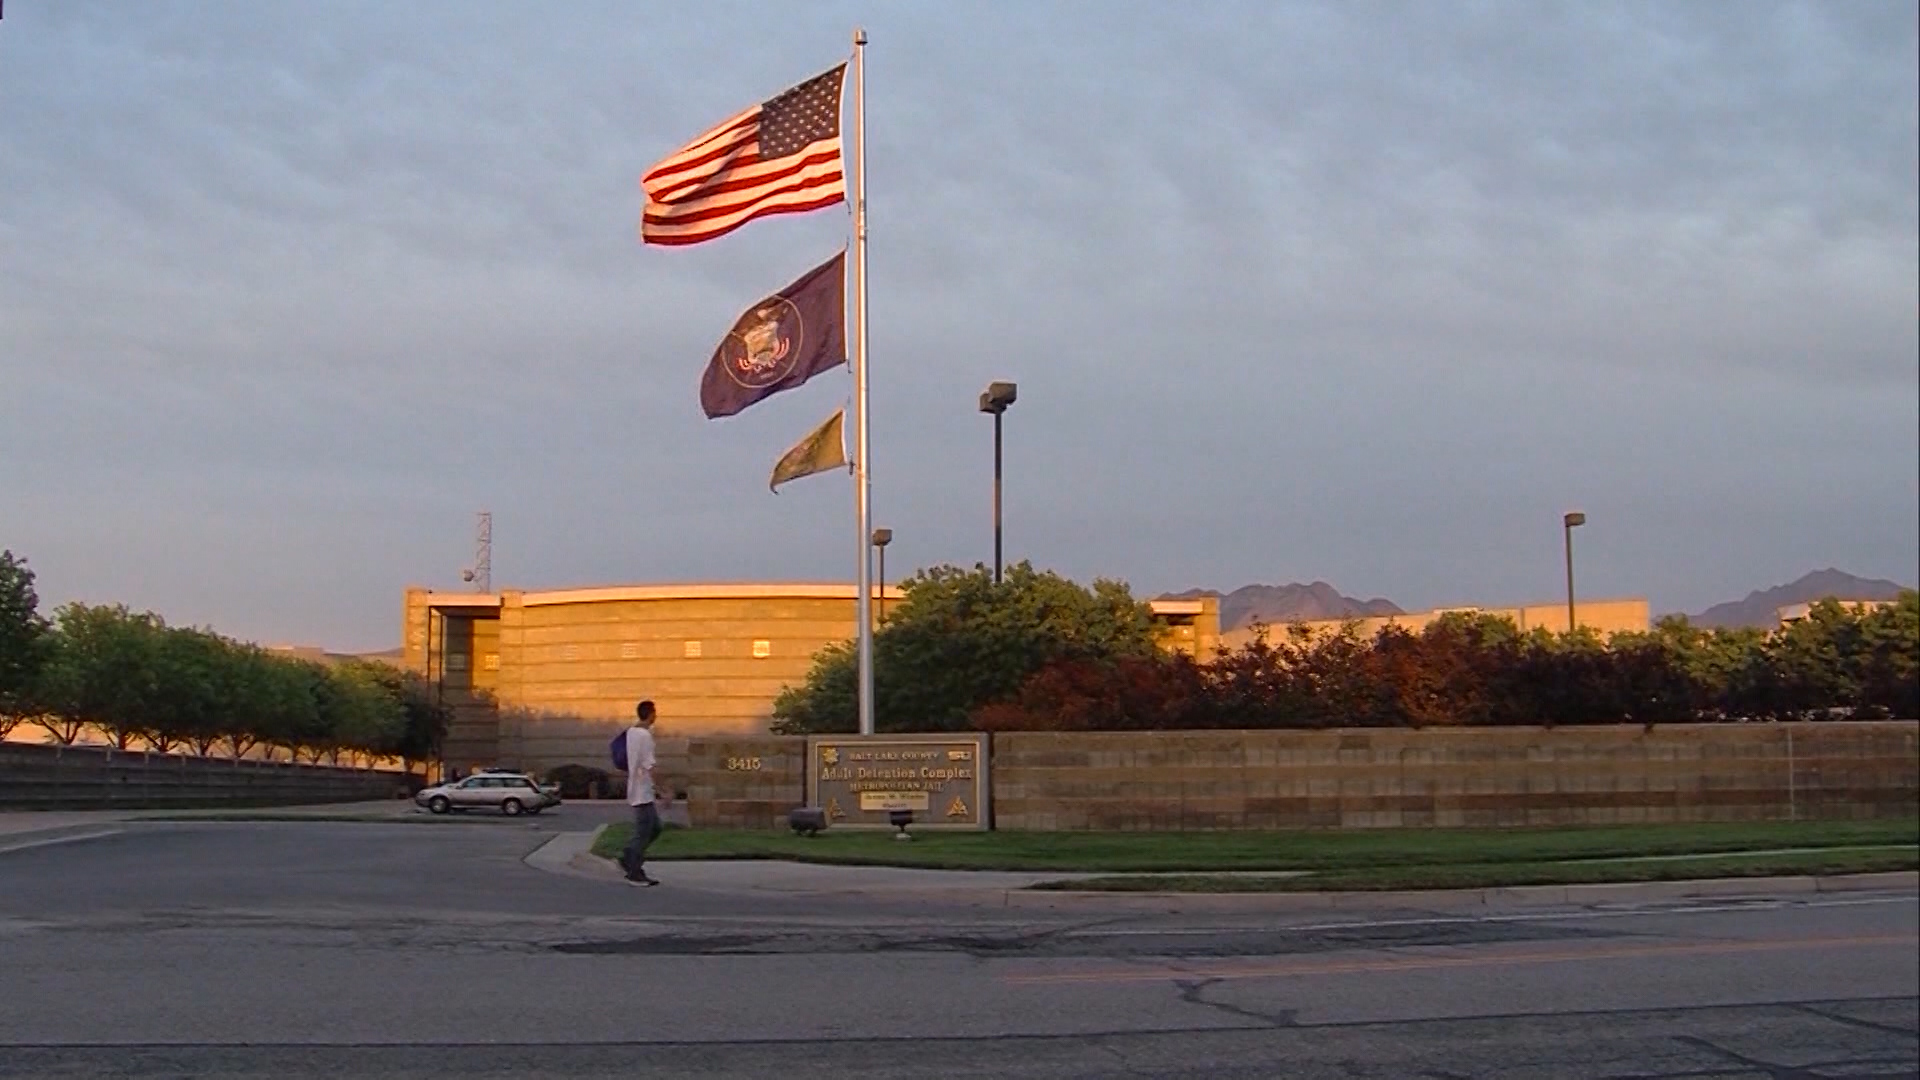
[
  {"xmin": 978, "ymin": 381, "xmax": 1017, "ymax": 583},
  {"xmin": 1563, "ymin": 511, "xmax": 1586, "ymax": 633},
  {"xmin": 871, "ymin": 528, "xmax": 892, "ymax": 624}
]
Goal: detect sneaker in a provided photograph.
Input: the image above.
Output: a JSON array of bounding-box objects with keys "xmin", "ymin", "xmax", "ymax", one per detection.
[{"xmin": 625, "ymin": 873, "xmax": 658, "ymax": 888}]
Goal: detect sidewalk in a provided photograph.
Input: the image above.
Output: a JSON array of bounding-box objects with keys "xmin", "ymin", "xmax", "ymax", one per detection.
[{"xmin": 533, "ymin": 829, "xmax": 1099, "ymax": 897}]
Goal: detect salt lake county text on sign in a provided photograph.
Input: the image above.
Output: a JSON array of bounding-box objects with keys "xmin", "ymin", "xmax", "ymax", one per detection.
[{"xmin": 806, "ymin": 733, "xmax": 991, "ymax": 830}]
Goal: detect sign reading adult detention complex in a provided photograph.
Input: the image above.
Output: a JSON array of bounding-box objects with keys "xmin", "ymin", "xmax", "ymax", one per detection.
[{"xmin": 806, "ymin": 734, "xmax": 990, "ymax": 831}]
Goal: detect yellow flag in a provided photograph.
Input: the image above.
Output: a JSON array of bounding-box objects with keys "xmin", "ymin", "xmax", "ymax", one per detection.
[{"xmin": 770, "ymin": 408, "xmax": 848, "ymax": 492}]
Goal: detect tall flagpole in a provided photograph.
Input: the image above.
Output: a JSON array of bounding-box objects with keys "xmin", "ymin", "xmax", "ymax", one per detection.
[{"xmin": 852, "ymin": 27, "xmax": 875, "ymax": 736}]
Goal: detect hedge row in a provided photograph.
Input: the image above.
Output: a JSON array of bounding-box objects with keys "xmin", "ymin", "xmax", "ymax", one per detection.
[{"xmin": 973, "ymin": 594, "xmax": 1920, "ymax": 731}]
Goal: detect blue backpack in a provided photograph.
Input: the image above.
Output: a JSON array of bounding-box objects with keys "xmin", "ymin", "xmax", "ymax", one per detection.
[{"xmin": 609, "ymin": 729, "xmax": 628, "ymax": 772}]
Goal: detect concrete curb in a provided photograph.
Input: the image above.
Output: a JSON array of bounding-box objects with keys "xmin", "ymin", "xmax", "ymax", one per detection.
[
  {"xmin": 0, "ymin": 800, "xmax": 423, "ymax": 844},
  {"xmin": 525, "ymin": 825, "xmax": 623, "ymax": 883},
  {"xmin": 0, "ymin": 828, "xmax": 127, "ymax": 858},
  {"xmin": 995, "ymin": 871, "xmax": 1920, "ymax": 913}
]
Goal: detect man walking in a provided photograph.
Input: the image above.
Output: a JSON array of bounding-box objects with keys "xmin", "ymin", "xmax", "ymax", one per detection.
[{"xmin": 620, "ymin": 700, "xmax": 662, "ymax": 887}]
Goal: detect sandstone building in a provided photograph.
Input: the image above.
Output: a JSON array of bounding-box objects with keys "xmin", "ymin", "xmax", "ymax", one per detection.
[{"xmin": 402, "ymin": 581, "xmax": 1645, "ymax": 775}]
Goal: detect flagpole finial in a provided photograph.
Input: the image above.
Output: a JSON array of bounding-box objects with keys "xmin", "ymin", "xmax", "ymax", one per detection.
[{"xmin": 854, "ymin": 27, "xmax": 867, "ymax": 46}]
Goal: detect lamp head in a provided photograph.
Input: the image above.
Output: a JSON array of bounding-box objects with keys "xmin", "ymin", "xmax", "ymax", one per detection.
[
  {"xmin": 871, "ymin": 528, "xmax": 892, "ymax": 548},
  {"xmin": 1564, "ymin": 512, "xmax": 1587, "ymax": 528},
  {"xmin": 978, "ymin": 381, "xmax": 1017, "ymax": 414}
]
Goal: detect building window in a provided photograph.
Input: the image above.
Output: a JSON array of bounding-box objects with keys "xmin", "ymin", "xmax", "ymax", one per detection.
[
  {"xmin": 446, "ymin": 654, "xmax": 469, "ymax": 672},
  {"xmin": 684, "ymin": 640, "xmax": 703, "ymax": 658},
  {"xmin": 620, "ymin": 642, "xmax": 639, "ymax": 660},
  {"xmin": 752, "ymin": 639, "xmax": 772, "ymax": 659},
  {"xmin": 482, "ymin": 654, "xmax": 501, "ymax": 671}
]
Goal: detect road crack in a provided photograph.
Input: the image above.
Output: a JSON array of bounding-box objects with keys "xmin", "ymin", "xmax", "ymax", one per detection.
[
  {"xmin": 1172, "ymin": 977, "xmax": 1298, "ymax": 1028},
  {"xmin": 1790, "ymin": 1002, "xmax": 1920, "ymax": 1039},
  {"xmin": 1585, "ymin": 1033, "xmax": 1914, "ymax": 1079}
]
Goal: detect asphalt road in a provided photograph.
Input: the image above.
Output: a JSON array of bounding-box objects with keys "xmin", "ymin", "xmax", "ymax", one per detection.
[{"xmin": 1, "ymin": 820, "xmax": 1915, "ymax": 1079}]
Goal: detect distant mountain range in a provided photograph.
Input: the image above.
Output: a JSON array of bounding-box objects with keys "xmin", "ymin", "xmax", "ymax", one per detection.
[
  {"xmin": 1164, "ymin": 582, "xmax": 1404, "ymax": 631},
  {"xmin": 1168, "ymin": 568, "xmax": 1911, "ymax": 633},
  {"xmin": 1682, "ymin": 569, "xmax": 1912, "ymax": 630}
]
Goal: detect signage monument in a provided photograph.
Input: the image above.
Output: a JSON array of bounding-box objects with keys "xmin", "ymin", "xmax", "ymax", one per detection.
[{"xmin": 806, "ymin": 733, "xmax": 990, "ymax": 830}]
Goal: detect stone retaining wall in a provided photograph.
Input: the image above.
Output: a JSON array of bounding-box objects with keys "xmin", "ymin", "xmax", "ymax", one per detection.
[
  {"xmin": 0, "ymin": 742, "xmax": 412, "ymax": 811},
  {"xmin": 638, "ymin": 722, "xmax": 1917, "ymax": 831},
  {"xmin": 988, "ymin": 722, "xmax": 1919, "ymax": 830},
  {"xmin": 654, "ymin": 736, "xmax": 809, "ymax": 830}
]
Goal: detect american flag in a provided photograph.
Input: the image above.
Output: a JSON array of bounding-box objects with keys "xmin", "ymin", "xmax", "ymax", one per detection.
[{"xmin": 641, "ymin": 64, "xmax": 847, "ymax": 247}]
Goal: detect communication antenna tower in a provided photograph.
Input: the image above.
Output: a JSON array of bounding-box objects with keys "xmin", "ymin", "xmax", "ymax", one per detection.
[{"xmin": 460, "ymin": 511, "xmax": 492, "ymax": 593}]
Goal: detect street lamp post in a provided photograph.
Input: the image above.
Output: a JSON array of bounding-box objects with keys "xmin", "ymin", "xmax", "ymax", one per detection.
[
  {"xmin": 871, "ymin": 528, "xmax": 892, "ymax": 624},
  {"xmin": 1563, "ymin": 511, "xmax": 1586, "ymax": 633},
  {"xmin": 978, "ymin": 381, "xmax": 1017, "ymax": 583}
]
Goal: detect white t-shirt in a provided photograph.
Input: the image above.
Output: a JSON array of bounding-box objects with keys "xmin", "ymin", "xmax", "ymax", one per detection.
[{"xmin": 625, "ymin": 725, "xmax": 657, "ymax": 805}]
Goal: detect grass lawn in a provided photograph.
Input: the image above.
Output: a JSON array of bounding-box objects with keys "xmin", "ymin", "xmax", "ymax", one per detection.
[{"xmin": 590, "ymin": 817, "xmax": 1920, "ymax": 876}]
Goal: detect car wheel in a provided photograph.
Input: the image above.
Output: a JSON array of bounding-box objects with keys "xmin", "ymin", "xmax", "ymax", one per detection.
[
  {"xmin": 427, "ymin": 796, "xmax": 450, "ymax": 815},
  {"xmin": 502, "ymin": 798, "xmax": 524, "ymax": 817}
]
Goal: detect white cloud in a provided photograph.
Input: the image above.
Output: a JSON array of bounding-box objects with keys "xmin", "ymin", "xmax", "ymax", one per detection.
[{"xmin": 1, "ymin": 0, "xmax": 1913, "ymax": 646}]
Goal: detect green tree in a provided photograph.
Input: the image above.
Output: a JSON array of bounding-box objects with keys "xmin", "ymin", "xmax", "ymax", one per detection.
[
  {"xmin": 0, "ymin": 550, "xmax": 51, "ymax": 737},
  {"xmin": 220, "ymin": 647, "xmax": 273, "ymax": 758},
  {"xmin": 150, "ymin": 627, "xmax": 235, "ymax": 755},
  {"xmin": 1598, "ymin": 629, "xmax": 1698, "ymax": 726},
  {"xmin": 324, "ymin": 661, "xmax": 407, "ymax": 766},
  {"xmin": 1856, "ymin": 590, "xmax": 1920, "ymax": 718},
  {"xmin": 1765, "ymin": 599, "xmax": 1864, "ymax": 718},
  {"xmin": 24, "ymin": 633, "xmax": 87, "ymax": 744},
  {"xmin": 772, "ymin": 561, "xmax": 1162, "ymax": 733},
  {"xmin": 278, "ymin": 658, "xmax": 341, "ymax": 763},
  {"xmin": 32, "ymin": 604, "xmax": 168, "ymax": 748},
  {"xmin": 224, "ymin": 650, "xmax": 312, "ymax": 760},
  {"xmin": 354, "ymin": 663, "xmax": 449, "ymax": 771},
  {"xmin": 1638, "ymin": 616, "xmax": 1730, "ymax": 718}
]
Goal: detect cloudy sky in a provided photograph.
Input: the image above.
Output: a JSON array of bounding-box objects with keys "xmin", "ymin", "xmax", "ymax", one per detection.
[{"xmin": 2, "ymin": 1, "xmax": 1915, "ymax": 651}]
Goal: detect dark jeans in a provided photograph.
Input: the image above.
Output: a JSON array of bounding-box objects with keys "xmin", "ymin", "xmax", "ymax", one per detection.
[{"xmin": 621, "ymin": 802, "xmax": 662, "ymax": 878}]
